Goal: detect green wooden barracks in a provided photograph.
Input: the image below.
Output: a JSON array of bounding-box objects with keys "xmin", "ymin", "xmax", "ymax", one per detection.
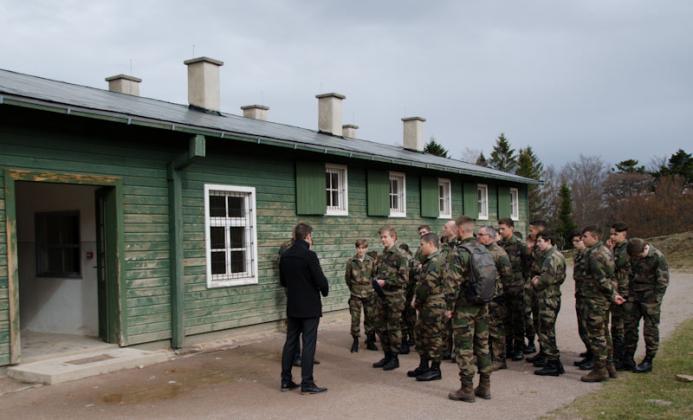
[{"xmin": 0, "ymin": 57, "xmax": 538, "ymax": 366}]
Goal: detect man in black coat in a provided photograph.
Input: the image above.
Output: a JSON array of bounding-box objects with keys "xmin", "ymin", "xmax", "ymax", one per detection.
[{"xmin": 280, "ymin": 223, "xmax": 330, "ymax": 394}]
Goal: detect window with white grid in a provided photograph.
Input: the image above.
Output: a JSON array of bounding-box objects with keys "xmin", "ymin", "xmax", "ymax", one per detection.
[
  {"xmin": 389, "ymin": 172, "xmax": 406, "ymax": 217},
  {"xmin": 438, "ymin": 178, "xmax": 452, "ymax": 218},
  {"xmin": 510, "ymin": 187, "xmax": 520, "ymax": 221},
  {"xmin": 325, "ymin": 164, "xmax": 348, "ymax": 216},
  {"xmin": 477, "ymin": 184, "xmax": 489, "ymax": 220},
  {"xmin": 204, "ymin": 184, "xmax": 258, "ymax": 287}
]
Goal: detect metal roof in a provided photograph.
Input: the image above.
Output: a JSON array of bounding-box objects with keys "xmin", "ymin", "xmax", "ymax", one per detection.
[{"xmin": 0, "ymin": 68, "xmax": 539, "ymax": 184}]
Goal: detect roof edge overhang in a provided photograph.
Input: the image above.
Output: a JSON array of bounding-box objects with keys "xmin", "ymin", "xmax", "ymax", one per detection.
[{"xmin": 0, "ymin": 93, "xmax": 542, "ymax": 185}]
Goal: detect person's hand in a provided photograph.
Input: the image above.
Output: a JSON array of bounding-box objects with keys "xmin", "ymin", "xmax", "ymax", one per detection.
[
  {"xmin": 614, "ymin": 294, "xmax": 625, "ymax": 305},
  {"xmin": 377, "ymin": 279, "xmax": 385, "ymax": 288},
  {"xmin": 531, "ymin": 276, "xmax": 539, "ymax": 287},
  {"xmin": 445, "ymin": 310, "xmax": 453, "ymax": 319},
  {"xmin": 411, "ymin": 298, "xmax": 417, "ymax": 309}
]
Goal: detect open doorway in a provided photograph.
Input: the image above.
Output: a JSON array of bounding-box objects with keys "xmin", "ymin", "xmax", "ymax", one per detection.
[{"xmin": 14, "ymin": 181, "xmax": 118, "ymax": 361}]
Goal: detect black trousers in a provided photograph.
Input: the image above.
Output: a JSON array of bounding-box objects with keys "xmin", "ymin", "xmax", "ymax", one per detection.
[{"xmin": 281, "ymin": 316, "xmax": 320, "ymax": 386}]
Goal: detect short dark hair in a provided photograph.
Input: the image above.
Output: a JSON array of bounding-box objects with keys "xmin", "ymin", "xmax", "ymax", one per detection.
[
  {"xmin": 611, "ymin": 222, "xmax": 628, "ymax": 233},
  {"xmin": 455, "ymin": 215, "xmax": 476, "ymax": 226},
  {"xmin": 536, "ymin": 230, "xmax": 556, "ymax": 245},
  {"xmin": 399, "ymin": 243, "xmax": 411, "ymax": 254},
  {"xmin": 294, "ymin": 223, "xmax": 313, "ymax": 241},
  {"xmin": 570, "ymin": 230, "xmax": 582, "ymax": 240},
  {"xmin": 581, "ymin": 225, "xmax": 600, "ymax": 238},
  {"xmin": 529, "ymin": 220, "xmax": 547, "ymax": 229},
  {"xmin": 420, "ymin": 232, "xmax": 439, "ymax": 248},
  {"xmin": 417, "ymin": 224, "xmax": 432, "ymax": 233},
  {"xmin": 627, "ymin": 238, "xmax": 647, "ymax": 257},
  {"xmin": 355, "ymin": 239, "xmax": 368, "ymax": 248},
  {"xmin": 498, "ymin": 218, "xmax": 515, "ymax": 228}
]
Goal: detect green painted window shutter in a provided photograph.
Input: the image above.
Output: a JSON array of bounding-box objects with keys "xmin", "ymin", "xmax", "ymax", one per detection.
[
  {"xmin": 367, "ymin": 169, "xmax": 389, "ymax": 216},
  {"xmin": 295, "ymin": 161, "xmax": 326, "ymax": 215},
  {"xmin": 497, "ymin": 186, "xmax": 511, "ymax": 219},
  {"xmin": 420, "ymin": 176, "xmax": 439, "ymax": 218},
  {"xmin": 463, "ymin": 182, "xmax": 477, "ymax": 218}
]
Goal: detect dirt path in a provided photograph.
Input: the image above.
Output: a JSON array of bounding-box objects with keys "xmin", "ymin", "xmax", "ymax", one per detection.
[{"xmin": 1, "ymin": 270, "xmax": 691, "ymax": 420}]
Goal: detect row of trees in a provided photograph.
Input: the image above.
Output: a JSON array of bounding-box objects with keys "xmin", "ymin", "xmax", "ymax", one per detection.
[{"xmin": 423, "ymin": 135, "xmax": 693, "ymax": 247}]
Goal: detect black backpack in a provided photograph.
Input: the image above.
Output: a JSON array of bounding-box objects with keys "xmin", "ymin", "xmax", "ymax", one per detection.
[{"xmin": 459, "ymin": 243, "xmax": 498, "ymax": 304}]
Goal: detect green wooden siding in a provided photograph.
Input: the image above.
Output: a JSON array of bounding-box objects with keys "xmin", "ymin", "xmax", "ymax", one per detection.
[
  {"xmin": 420, "ymin": 176, "xmax": 439, "ymax": 218},
  {"xmin": 497, "ymin": 186, "xmax": 511, "ymax": 219},
  {"xmin": 295, "ymin": 161, "xmax": 326, "ymax": 215},
  {"xmin": 366, "ymin": 169, "xmax": 389, "ymax": 216},
  {"xmin": 463, "ymin": 182, "xmax": 477, "ymax": 218},
  {"xmin": 0, "ymin": 169, "xmax": 8, "ymax": 365}
]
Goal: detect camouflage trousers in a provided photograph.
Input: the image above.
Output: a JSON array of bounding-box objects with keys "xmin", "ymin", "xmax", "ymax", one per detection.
[
  {"xmin": 488, "ymin": 299, "xmax": 507, "ymax": 361},
  {"xmin": 374, "ymin": 290, "xmax": 406, "ymax": 353},
  {"xmin": 584, "ymin": 295, "xmax": 613, "ymax": 364},
  {"xmin": 610, "ymin": 302, "xmax": 625, "ymax": 360},
  {"xmin": 623, "ymin": 296, "xmax": 662, "ymax": 358},
  {"xmin": 348, "ymin": 294, "xmax": 377, "ymax": 338},
  {"xmin": 441, "ymin": 318, "xmax": 453, "ymax": 355},
  {"xmin": 537, "ymin": 296, "xmax": 561, "ymax": 360},
  {"xmin": 523, "ymin": 283, "xmax": 539, "ymax": 341},
  {"xmin": 503, "ymin": 287, "xmax": 525, "ymax": 345},
  {"xmin": 575, "ymin": 294, "xmax": 590, "ymax": 351},
  {"xmin": 402, "ymin": 290, "xmax": 417, "ymax": 343},
  {"xmin": 414, "ymin": 304, "xmax": 446, "ymax": 362},
  {"xmin": 453, "ymin": 303, "xmax": 491, "ymax": 378}
]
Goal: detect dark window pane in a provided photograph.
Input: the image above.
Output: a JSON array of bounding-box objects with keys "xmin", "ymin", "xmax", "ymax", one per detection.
[
  {"xmin": 210, "ymin": 227, "xmax": 225, "ymax": 249},
  {"xmin": 228, "ymin": 196, "xmax": 243, "ymax": 217},
  {"xmin": 46, "ymin": 222, "xmax": 61, "ymax": 244},
  {"xmin": 331, "ymin": 173, "xmax": 338, "ymax": 188},
  {"xmin": 209, "ymin": 195, "xmax": 226, "ymax": 217},
  {"xmin": 47, "ymin": 248, "xmax": 63, "ymax": 273},
  {"xmin": 211, "ymin": 251, "xmax": 226, "ymax": 274},
  {"xmin": 230, "ymin": 227, "xmax": 245, "ymax": 248},
  {"xmin": 326, "ymin": 190, "xmax": 331, "ymax": 206},
  {"xmin": 331, "ymin": 191, "xmax": 339, "ymax": 207},
  {"xmin": 231, "ymin": 251, "xmax": 245, "ymax": 273},
  {"xmin": 325, "ymin": 173, "xmax": 331, "ymax": 189}
]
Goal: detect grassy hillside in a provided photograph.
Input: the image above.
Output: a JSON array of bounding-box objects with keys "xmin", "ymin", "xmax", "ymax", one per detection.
[{"xmin": 648, "ymin": 230, "xmax": 693, "ymax": 271}]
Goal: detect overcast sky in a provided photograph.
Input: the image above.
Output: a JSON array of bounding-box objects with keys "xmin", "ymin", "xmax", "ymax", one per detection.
[{"xmin": 1, "ymin": 0, "xmax": 691, "ymax": 168}]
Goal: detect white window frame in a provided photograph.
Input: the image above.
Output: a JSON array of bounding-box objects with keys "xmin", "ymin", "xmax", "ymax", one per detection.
[
  {"xmin": 204, "ymin": 184, "xmax": 259, "ymax": 288},
  {"xmin": 389, "ymin": 171, "xmax": 407, "ymax": 217},
  {"xmin": 510, "ymin": 187, "xmax": 520, "ymax": 221},
  {"xmin": 325, "ymin": 163, "xmax": 348, "ymax": 216},
  {"xmin": 438, "ymin": 178, "xmax": 452, "ymax": 219},
  {"xmin": 477, "ymin": 184, "xmax": 489, "ymax": 220}
]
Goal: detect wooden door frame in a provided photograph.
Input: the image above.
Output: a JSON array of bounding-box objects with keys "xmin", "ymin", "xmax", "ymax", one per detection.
[{"xmin": 3, "ymin": 168, "xmax": 126, "ymax": 364}]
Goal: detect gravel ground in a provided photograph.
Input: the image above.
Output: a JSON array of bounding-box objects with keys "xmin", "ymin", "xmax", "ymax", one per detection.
[{"xmin": 1, "ymin": 270, "xmax": 691, "ymax": 420}]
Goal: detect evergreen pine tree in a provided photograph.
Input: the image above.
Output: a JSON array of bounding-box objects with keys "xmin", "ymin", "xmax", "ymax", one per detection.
[
  {"xmin": 516, "ymin": 147, "xmax": 545, "ymax": 220},
  {"xmin": 489, "ymin": 133, "xmax": 517, "ymax": 172},
  {"xmin": 476, "ymin": 152, "xmax": 488, "ymax": 167},
  {"xmin": 556, "ymin": 183, "xmax": 577, "ymax": 249},
  {"xmin": 423, "ymin": 137, "xmax": 449, "ymax": 158}
]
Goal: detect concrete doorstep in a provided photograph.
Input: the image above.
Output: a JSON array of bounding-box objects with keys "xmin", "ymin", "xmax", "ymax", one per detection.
[{"xmin": 6, "ymin": 348, "xmax": 172, "ymax": 385}]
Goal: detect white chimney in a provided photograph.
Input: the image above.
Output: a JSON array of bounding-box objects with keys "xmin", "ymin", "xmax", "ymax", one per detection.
[
  {"xmin": 184, "ymin": 56, "xmax": 224, "ymax": 112},
  {"xmin": 342, "ymin": 124, "xmax": 358, "ymax": 139},
  {"xmin": 316, "ymin": 92, "xmax": 345, "ymax": 136},
  {"xmin": 402, "ymin": 116, "xmax": 426, "ymax": 152},
  {"xmin": 105, "ymin": 74, "xmax": 141, "ymax": 96},
  {"xmin": 241, "ymin": 104, "xmax": 269, "ymax": 121}
]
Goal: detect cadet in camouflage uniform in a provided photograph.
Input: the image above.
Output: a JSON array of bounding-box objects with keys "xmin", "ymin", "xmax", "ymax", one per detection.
[
  {"xmin": 524, "ymin": 220, "xmax": 547, "ymax": 355},
  {"xmin": 530, "ymin": 231, "xmax": 566, "ymax": 376},
  {"xmin": 622, "ymin": 238, "xmax": 669, "ymax": 373},
  {"xmin": 478, "ymin": 226, "xmax": 513, "ymax": 371},
  {"xmin": 447, "ymin": 217, "xmax": 492, "ymax": 403},
  {"xmin": 571, "ymin": 231, "xmax": 593, "ymax": 369},
  {"xmin": 344, "ymin": 239, "xmax": 377, "ymax": 353},
  {"xmin": 609, "ymin": 223, "xmax": 630, "ymax": 368},
  {"xmin": 372, "ymin": 226, "xmax": 409, "ymax": 371},
  {"xmin": 580, "ymin": 226, "xmax": 625, "ymax": 382},
  {"xmin": 440, "ymin": 220, "xmax": 460, "ymax": 361},
  {"xmin": 498, "ymin": 218, "xmax": 529, "ymax": 361},
  {"xmin": 401, "ymin": 227, "xmax": 426, "ymax": 355},
  {"xmin": 406, "ymin": 233, "xmax": 447, "ymax": 381}
]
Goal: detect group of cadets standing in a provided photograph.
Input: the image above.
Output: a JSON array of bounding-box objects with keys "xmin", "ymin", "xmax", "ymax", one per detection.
[{"xmin": 343, "ymin": 217, "xmax": 669, "ymax": 402}]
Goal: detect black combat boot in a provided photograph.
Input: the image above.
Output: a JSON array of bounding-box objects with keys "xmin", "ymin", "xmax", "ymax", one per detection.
[
  {"xmin": 407, "ymin": 355, "xmax": 429, "ymax": 378},
  {"xmin": 512, "ymin": 341, "xmax": 525, "ymax": 361},
  {"xmin": 365, "ymin": 333, "xmax": 378, "ymax": 351},
  {"xmin": 399, "ymin": 341, "xmax": 410, "ymax": 355},
  {"xmin": 618, "ymin": 352, "xmax": 636, "ymax": 371},
  {"xmin": 350, "ymin": 336, "xmax": 359, "ymax": 353},
  {"xmin": 416, "ymin": 361, "xmax": 442, "ymax": 381},
  {"xmin": 574, "ymin": 350, "xmax": 593, "ymax": 367},
  {"xmin": 373, "ymin": 351, "xmax": 391, "ymax": 368},
  {"xmin": 633, "ymin": 356, "xmax": 653, "ymax": 373},
  {"xmin": 524, "ymin": 337, "xmax": 537, "ymax": 354},
  {"xmin": 526, "ymin": 351, "xmax": 544, "ymax": 363},
  {"xmin": 578, "ymin": 357, "xmax": 595, "ymax": 371},
  {"xmin": 534, "ymin": 358, "xmax": 564, "ymax": 376},
  {"xmin": 506, "ymin": 339, "xmax": 514, "ymax": 360},
  {"xmin": 382, "ymin": 353, "xmax": 400, "ymax": 371}
]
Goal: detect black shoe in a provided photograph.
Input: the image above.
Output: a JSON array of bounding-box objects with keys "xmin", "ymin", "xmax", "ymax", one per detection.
[
  {"xmin": 579, "ymin": 350, "xmax": 589, "ymax": 358},
  {"xmin": 373, "ymin": 352, "xmax": 391, "ymax": 368},
  {"xmin": 526, "ymin": 352, "xmax": 544, "ymax": 363},
  {"xmin": 524, "ymin": 341, "xmax": 536, "ymax": 354},
  {"xmin": 617, "ymin": 357, "xmax": 636, "ymax": 371},
  {"xmin": 382, "ymin": 354, "xmax": 400, "ymax": 371},
  {"xmin": 281, "ymin": 380, "xmax": 299, "ymax": 392},
  {"xmin": 633, "ymin": 356, "xmax": 653, "ymax": 373},
  {"xmin": 534, "ymin": 359, "xmax": 564, "ymax": 376},
  {"xmin": 416, "ymin": 362, "xmax": 442, "ymax": 381},
  {"xmin": 350, "ymin": 336, "xmax": 359, "ymax": 353},
  {"xmin": 441, "ymin": 350, "xmax": 452, "ymax": 361},
  {"xmin": 365, "ymin": 333, "xmax": 378, "ymax": 351},
  {"xmin": 407, "ymin": 356, "xmax": 429, "ymax": 378},
  {"xmin": 399, "ymin": 342, "xmax": 410, "ymax": 355},
  {"xmin": 301, "ymin": 383, "xmax": 327, "ymax": 394},
  {"xmin": 578, "ymin": 359, "xmax": 594, "ymax": 371},
  {"xmin": 532, "ymin": 356, "xmax": 546, "ymax": 367},
  {"xmin": 574, "ymin": 351, "xmax": 593, "ymax": 367}
]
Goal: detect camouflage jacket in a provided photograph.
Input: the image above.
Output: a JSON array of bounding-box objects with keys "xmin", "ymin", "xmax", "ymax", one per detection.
[
  {"xmin": 533, "ymin": 247, "xmax": 566, "ymax": 300},
  {"xmin": 373, "ymin": 243, "xmax": 409, "ymax": 293},
  {"xmin": 629, "ymin": 245, "xmax": 669, "ymax": 303},
  {"xmin": 582, "ymin": 241, "xmax": 616, "ymax": 302},
  {"xmin": 528, "ymin": 245, "xmax": 545, "ymax": 278},
  {"xmin": 573, "ymin": 249, "xmax": 588, "ymax": 296},
  {"xmin": 344, "ymin": 254, "xmax": 375, "ymax": 298},
  {"xmin": 445, "ymin": 237, "xmax": 474, "ymax": 311},
  {"xmin": 414, "ymin": 250, "xmax": 447, "ymax": 308},
  {"xmin": 484, "ymin": 242, "xmax": 513, "ymax": 299},
  {"xmin": 498, "ymin": 235, "xmax": 529, "ymax": 291},
  {"xmin": 613, "ymin": 241, "xmax": 631, "ymax": 298},
  {"xmin": 405, "ymin": 245, "xmax": 423, "ymax": 298}
]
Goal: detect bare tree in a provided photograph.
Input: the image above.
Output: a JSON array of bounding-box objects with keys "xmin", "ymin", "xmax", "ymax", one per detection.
[
  {"xmin": 461, "ymin": 147, "xmax": 484, "ymax": 164},
  {"xmin": 560, "ymin": 155, "xmax": 609, "ymax": 229}
]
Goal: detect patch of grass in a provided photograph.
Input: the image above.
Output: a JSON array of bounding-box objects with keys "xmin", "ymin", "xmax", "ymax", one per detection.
[
  {"xmin": 546, "ymin": 318, "xmax": 693, "ymax": 419},
  {"xmin": 649, "ymin": 231, "xmax": 693, "ymax": 271}
]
